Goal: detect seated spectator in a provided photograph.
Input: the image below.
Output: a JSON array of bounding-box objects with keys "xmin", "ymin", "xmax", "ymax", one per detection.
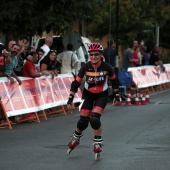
[
  {"xmin": 23, "ymin": 52, "xmax": 49, "ymax": 78},
  {"xmin": 40, "ymin": 50, "xmax": 58, "ymax": 78}
]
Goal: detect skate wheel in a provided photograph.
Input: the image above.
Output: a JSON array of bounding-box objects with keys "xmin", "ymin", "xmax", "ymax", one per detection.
[
  {"xmin": 94, "ymin": 153, "xmax": 100, "ymax": 161},
  {"xmin": 66, "ymin": 149, "xmax": 72, "ymax": 156}
]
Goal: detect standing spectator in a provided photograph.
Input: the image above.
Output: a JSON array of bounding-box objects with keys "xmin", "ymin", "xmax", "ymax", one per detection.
[
  {"xmin": 35, "ymin": 48, "xmax": 45, "ymax": 71},
  {"xmin": 13, "ymin": 35, "xmax": 29, "ymax": 76},
  {"xmin": 38, "ymin": 36, "xmax": 53, "ymax": 67},
  {"xmin": 103, "ymin": 40, "xmax": 117, "ymax": 68},
  {"xmin": 41, "ymin": 36, "xmax": 53, "ymax": 57},
  {"xmin": 122, "ymin": 42, "xmax": 134, "ymax": 70},
  {"xmin": 23, "ymin": 52, "xmax": 49, "ymax": 78},
  {"xmin": 8, "ymin": 40, "xmax": 16, "ymax": 52},
  {"xmin": 40, "ymin": 50, "xmax": 58, "ymax": 78},
  {"xmin": 133, "ymin": 40, "xmax": 139, "ymax": 50},
  {"xmin": 5, "ymin": 44, "xmax": 22, "ymax": 85},
  {"xmin": 132, "ymin": 45, "xmax": 141, "ymax": 67},
  {"xmin": 149, "ymin": 45, "xmax": 160, "ymax": 66},
  {"xmin": 22, "ymin": 52, "xmax": 49, "ymax": 120},
  {"xmin": 0, "ymin": 43, "xmax": 14, "ymax": 83},
  {"xmin": 1, "ymin": 43, "xmax": 18, "ymax": 124},
  {"xmin": 57, "ymin": 43, "xmax": 79, "ymax": 74},
  {"xmin": 149, "ymin": 45, "xmax": 165, "ymax": 72},
  {"xmin": 133, "ymin": 40, "xmax": 142, "ymax": 65},
  {"xmin": 141, "ymin": 46, "xmax": 150, "ymax": 66}
]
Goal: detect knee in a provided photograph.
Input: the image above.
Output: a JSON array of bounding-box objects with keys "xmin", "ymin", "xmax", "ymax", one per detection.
[
  {"xmin": 77, "ymin": 116, "xmax": 90, "ymax": 131},
  {"xmin": 90, "ymin": 112, "xmax": 101, "ymax": 130}
]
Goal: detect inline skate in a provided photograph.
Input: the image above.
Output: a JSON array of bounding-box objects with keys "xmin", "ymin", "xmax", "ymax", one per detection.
[
  {"xmin": 93, "ymin": 136, "xmax": 103, "ymax": 160},
  {"xmin": 66, "ymin": 132, "xmax": 83, "ymax": 156}
]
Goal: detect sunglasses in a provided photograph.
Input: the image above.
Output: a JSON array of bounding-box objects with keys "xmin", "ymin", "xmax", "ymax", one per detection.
[{"xmin": 89, "ymin": 53, "xmax": 100, "ymax": 57}]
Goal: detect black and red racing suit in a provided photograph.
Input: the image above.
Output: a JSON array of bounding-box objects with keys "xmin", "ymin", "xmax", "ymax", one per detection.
[{"xmin": 70, "ymin": 61, "xmax": 121, "ymax": 115}]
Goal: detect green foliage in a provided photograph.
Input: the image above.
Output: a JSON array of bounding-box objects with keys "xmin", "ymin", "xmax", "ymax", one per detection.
[
  {"xmin": 0, "ymin": 0, "xmax": 169, "ymax": 48},
  {"xmin": 86, "ymin": 0, "xmax": 170, "ymax": 48}
]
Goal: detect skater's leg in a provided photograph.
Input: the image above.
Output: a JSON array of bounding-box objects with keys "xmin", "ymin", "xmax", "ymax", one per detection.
[
  {"xmin": 68, "ymin": 114, "xmax": 90, "ymax": 150},
  {"xmin": 90, "ymin": 106, "xmax": 105, "ymax": 154},
  {"xmin": 93, "ymin": 135, "xmax": 103, "ymax": 153},
  {"xmin": 94, "ymin": 126, "xmax": 102, "ymax": 136}
]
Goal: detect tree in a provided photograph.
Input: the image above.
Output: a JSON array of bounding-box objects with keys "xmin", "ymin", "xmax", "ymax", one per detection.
[
  {"xmin": 0, "ymin": 0, "xmax": 169, "ymax": 49},
  {"xmin": 0, "ymin": 0, "xmax": 93, "ymax": 42},
  {"xmin": 86, "ymin": 0, "xmax": 170, "ymax": 48}
]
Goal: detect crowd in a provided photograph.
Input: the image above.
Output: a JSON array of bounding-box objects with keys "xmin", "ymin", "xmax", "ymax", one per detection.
[
  {"xmin": 0, "ymin": 35, "xmax": 79, "ymax": 126},
  {"xmin": 0, "ymin": 36, "xmax": 166, "ymax": 126},
  {"xmin": 121, "ymin": 40, "xmax": 165, "ymax": 71}
]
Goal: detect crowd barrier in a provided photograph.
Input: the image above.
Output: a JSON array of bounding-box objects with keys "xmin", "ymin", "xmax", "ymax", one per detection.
[
  {"xmin": 128, "ymin": 64, "xmax": 170, "ymax": 91},
  {"xmin": 0, "ymin": 74, "xmax": 82, "ymax": 129},
  {"xmin": 1, "ymin": 65, "xmax": 170, "ymax": 129}
]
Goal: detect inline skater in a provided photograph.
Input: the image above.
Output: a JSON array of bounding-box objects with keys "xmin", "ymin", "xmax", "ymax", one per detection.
[{"xmin": 66, "ymin": 42, "xmax": 121, "ymax": 160}]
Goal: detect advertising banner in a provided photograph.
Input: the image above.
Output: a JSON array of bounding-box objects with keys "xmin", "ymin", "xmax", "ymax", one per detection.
[{"xmin": 0, "ymin": 75, "xmax": 82, "ymax": 117}]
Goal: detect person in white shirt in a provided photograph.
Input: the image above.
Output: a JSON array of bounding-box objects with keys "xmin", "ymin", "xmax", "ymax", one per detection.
[
  {"xmin": 37, "ymin": 36, "xmax": 53, "ymax": 70},
  {"xmin": 57, "ymin": 43, "xmax": 79, "ymax": 74}
]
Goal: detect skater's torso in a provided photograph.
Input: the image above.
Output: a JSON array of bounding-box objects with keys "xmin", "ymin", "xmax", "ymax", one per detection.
[{"xmin": 76, "ymin": 61, "xmax": 116, "ymax": 93}]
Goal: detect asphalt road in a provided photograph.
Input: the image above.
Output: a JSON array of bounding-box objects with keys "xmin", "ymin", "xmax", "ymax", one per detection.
[{"xmin": 0, "ymin": 88, "xmax": 170, "ymax": 170}]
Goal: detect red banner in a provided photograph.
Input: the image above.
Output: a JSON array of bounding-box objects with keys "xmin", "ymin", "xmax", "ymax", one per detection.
[
  {"xmin": 0, "ymin": 75, "xmax": 82, "ymax": 117},
  {"xmin": 128, "ymin": 64, "xmax": 170, "ymax": 88}
]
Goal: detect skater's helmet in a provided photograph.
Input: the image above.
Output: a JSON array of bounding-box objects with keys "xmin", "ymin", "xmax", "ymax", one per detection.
[{"xmin": 88, "ymin": 43, "xmax": 103, "ymax": 53}]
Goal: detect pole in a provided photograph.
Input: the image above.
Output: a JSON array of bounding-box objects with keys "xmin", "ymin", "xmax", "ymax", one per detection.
[
  {"xmin": 108, "ymin": 0, "xmax": 112, "ymax": 65},
  {"xmin": 115, "ymin": 0, "xmax": 119, "ymax": 74},
  {"xmin": 156, "ymin": 25, "xmax": 159, "ymax": 46}
]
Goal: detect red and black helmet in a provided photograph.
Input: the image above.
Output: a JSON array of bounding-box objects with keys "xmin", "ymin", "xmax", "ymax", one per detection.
[{"xmin": 88, "ymin": 43, "xmax": 103, "ymax": 53}]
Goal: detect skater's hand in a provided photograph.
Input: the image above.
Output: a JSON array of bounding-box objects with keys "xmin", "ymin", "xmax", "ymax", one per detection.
[
  {"xmin": 67, "ymin": 94, "xmax": 74, "ymax": 111},
  {"xmin": 67, "ymin": 103, "xmax": 74, "ymax": 112}
]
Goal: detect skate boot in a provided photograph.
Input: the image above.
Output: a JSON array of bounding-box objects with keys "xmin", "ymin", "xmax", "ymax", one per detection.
[
  {"xmin": 93, "ymin": 136, "xmax": 103, "ymax": 160},
  {"xmin": 67, "ymin": 131, "xmax": 83, "ymax": 156}
]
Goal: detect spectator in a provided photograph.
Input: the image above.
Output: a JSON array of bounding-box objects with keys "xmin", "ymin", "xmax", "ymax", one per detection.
[
  {"xmin": 149, "ymin": 45, "xmax": 160, "ymax": 66},
  {"xmin": 133, "ymin": 40, "xmax": 142, "ymax": 65},
  {"xmin": 8, "ymin": 40, "xmax": 17, "ymax": 52},
  {"xmin": 37, "ymin": 36, "xmax": 53, "ymax": 70},
  {"xmin": 36, "ymin": 48, "xmax": 45, "ymax": 71},
  {"xmin": 13, "ymin": 35, "xmax": 29, "ymax": 76},
  {"xmin": 103, "ymin": 40, "xmax": 117, "ymax": 68},
  {"xmin": 40, "ymin": 50, "xmax": 58, "ymax": 78},
  {"xmin": 23, "ymin": 52, "xmax": 49, "ymax": 78},
  {"xmin": 57, "ymin": 43, "xmax": 79, "ymax": 74},
  {"xmin": 132, "ymin": 45, "xmax": 141, "ymax": 67},
  {"xmin": 0, "ymin": 43, "xmax": 14, "ymax": 84},
  {"xmin": 122, "ymin": 42, "xmax": 134, "ymax": 70},
  {"xmin": 133, "ymin": 40, "xmax": 139, "ymax": 50},
  {"xmin": 149, "ymin": 45, "xmax": 165, "ymax": 72},
  {"xmin": 141, "ymin": 46, "xmax": 150, "ymax": 66},
  {"xmin": 5, "ymin": 44, "xmax": 22, "ymax": 85},
  {"xmin": 21, "ymin": 52, "xmax": 49, "ymax": 120}
]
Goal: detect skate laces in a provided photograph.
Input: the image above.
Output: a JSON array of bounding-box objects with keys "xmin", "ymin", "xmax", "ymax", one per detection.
[
  {"xmin": 92, "ymin": 142, "xmax": 103, "ymax": 148},
  {"xmin": 71, "ymin": 133, "xmax": 83, "ymax": 143},
  {"xmin": 93, "ymin": 137, "xmax": 103, "ymax": 148}
]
